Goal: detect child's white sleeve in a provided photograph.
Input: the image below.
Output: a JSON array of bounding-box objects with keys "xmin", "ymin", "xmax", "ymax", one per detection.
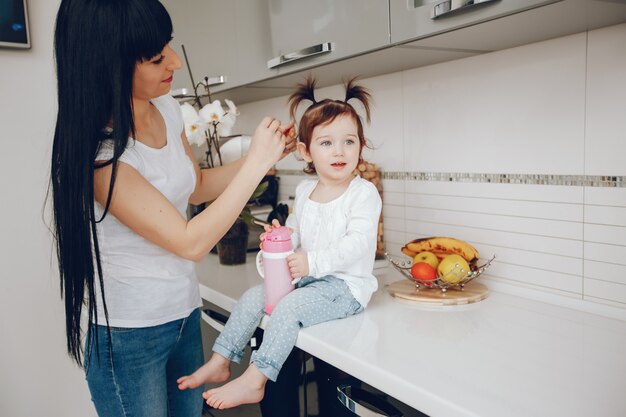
[
  {"xmin": 286, "ymin": 212, "xmax": 300, "ymax": 249},
  {"xmin": 285, "ymin": 182, "xmax": 304, "ymax": 249}
]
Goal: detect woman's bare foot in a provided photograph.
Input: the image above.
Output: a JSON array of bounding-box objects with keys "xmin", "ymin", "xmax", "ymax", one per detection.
[
  {"xmin": 177, "ymin": 353, "xmax": 231, "ymax": 390},
  {"xmin": 203, "ymin": 364, "xmax": 268, "ymax": 409}
]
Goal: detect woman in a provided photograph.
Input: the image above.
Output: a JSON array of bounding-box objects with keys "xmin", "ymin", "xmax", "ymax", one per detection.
[{"xmin": 50, "ymin": 1, "xmax": 294, "ymax": 416}]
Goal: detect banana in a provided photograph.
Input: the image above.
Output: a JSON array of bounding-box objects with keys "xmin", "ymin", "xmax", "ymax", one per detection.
[
  {"xmin": 401, "ymin": 246, "xmax": 417, "ymax": 258},
  {"xmin": 405, "ymin": 237, "xmax": 480, "ymax": 264}
]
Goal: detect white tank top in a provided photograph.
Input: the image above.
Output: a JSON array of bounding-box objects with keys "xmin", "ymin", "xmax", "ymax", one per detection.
[{"xmin": 93, "ymin": 94, "xmax": 201, "ymax": 327}]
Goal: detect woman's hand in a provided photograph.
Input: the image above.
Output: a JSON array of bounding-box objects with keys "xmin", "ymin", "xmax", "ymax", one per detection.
[
  {"xmin": 287, "ymin": 251, "xmax": 309, "ymax": 279},
  {"xmin": 247, "ymin": 117, "xmax": 287, "ymax": 171}
]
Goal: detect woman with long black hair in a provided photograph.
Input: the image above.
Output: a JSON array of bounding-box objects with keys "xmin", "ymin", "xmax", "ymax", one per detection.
[{"xmin": 50, "ymin": 1, "xmax": 294, "ymax": 415}]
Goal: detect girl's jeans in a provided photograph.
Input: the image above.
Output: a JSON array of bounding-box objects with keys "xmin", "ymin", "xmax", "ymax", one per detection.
[
  {"xmin": 85, "ymin": 308, "xmax": 204, "ymax": 417},
  {"xmin": 213, "ymin": 275, "xmax": 363, "ymax": 381}
]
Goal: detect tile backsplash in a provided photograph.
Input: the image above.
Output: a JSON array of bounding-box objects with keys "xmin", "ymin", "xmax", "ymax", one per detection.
[{"xmin": 233, "ymin": 23, "xmax": 626, "ymax": 317}]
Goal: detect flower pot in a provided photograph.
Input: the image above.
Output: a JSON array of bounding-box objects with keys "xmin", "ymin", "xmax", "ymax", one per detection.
[{"xmin": 217, "ymin": 219, "xmax": 249, "ymax": 265}]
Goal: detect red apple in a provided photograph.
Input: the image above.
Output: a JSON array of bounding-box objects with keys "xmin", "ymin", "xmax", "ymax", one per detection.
[{"xmin": 410, "ymin": 262, "xmax": 437, "ymax": 283}]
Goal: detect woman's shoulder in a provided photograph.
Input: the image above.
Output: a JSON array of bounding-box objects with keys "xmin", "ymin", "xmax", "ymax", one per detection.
[
  {"xmin": 151, "ymin": 93, "xmax": 179, "ymax": 109},
  {"xmin": 96, "ymin": 138, "xmax": 138, "ymax": 157},
  {"xmin": 152, "ymin": 93, "xmax": 184, "ymax": 133},
  {"xmin": 95, "ymin": 139, "xmax": 144, "ymax": 172},
  {"xmin": 152, "ymin": 94, "xmax": 182, "ymax": 119}
]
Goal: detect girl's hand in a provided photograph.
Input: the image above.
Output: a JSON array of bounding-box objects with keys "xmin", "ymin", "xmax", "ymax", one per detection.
[
  {"xmin": 287, "ymin": 251, "xmax": 309, "ymax": 279},
  {"xmin": 259, "ymin": 219, "xmax": 282, "ymax": 249},
  {"xmin": 247, "ymin": 117, "xmax": 287, "ymax": 170}
]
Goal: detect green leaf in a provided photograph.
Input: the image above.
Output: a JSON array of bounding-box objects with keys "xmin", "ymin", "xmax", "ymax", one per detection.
[
  {"xmin": 250, "ymin": 181, "xmax": 269, "ymax": 202},
  {"xmin": 239, "ymin": 209, "xmax": 256, "ymax": 228}
]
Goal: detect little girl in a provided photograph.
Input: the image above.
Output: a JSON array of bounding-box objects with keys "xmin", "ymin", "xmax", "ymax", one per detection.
[{"xmin": 177, "ymin": 77, "xmax": 382, "ymax": 409}]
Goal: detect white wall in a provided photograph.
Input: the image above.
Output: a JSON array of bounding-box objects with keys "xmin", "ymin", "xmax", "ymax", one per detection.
[
  {"xmin": 0, "ymin": 1, "xmax": 96, "ymax": 415},
  {"xmin": 234, "ymin": 23, "xmax": 626, "ymax": 318}
]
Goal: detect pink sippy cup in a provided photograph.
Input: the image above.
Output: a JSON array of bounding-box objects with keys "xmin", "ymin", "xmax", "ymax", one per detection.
[{"xmin": 256, "ymin": 226, "xmax": 295, "ymax": 314}]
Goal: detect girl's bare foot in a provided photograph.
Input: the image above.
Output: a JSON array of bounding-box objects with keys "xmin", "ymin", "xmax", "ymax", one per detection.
[
  {"xmin": 203, "ymin": 364, "xmax": 268, "ymax": 409},
  {"xmin": 177, "ymin": 353, "xmax": 231, "ymax": 390}
]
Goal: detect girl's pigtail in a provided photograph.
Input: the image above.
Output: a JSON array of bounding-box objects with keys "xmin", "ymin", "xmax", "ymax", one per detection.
[
  {"xmin": 344, "ymin": 77, "xmax": 372, "ymax": 123},
  {"xmin": 288, "ymin": 77, "xmax": 317, "ymax": 121}
]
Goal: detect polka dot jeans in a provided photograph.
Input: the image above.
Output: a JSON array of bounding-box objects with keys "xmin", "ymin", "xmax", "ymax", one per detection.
[{"xmin": 212, "ymin": 275, "xmax": 363, "ymax": 381}]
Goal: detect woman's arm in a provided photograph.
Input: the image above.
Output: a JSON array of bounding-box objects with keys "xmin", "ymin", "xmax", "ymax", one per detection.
[
  {"xmin": 183, "ymin": 123, "xmax": 296, "ymax": 205},
  {"xmin": 94, "ymin": 117, "xmax": 287, "ymax": 262},
  {"xmin": 188, "ymin": 158, "xmax": 246, "ymax": 205}
]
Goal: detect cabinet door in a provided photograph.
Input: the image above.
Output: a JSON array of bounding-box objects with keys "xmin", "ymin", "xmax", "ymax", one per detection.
[
  {"xmin": 267, "ymin": 0, "xmax": 390, "ymax": 75},
  {"xmin": 390, "ymin": 0, "xmax": 559, "ymax": 44},
  {"xmin": 234, "ymin": 0, "xmax": 276, "ymax": 86},
  {"xmin": 163, "ymin": 0, "xmax": 276, "ymax": 94},
  {"xmin": 162, "ymin": 0, "xmax": 236, "ymax": 93}
]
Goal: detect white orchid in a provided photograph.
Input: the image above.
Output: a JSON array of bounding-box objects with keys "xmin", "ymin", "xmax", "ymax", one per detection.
[
  {"xmin": 180, "ymin": 99, "xmax": 239, "ymax": 147},
  {"xmin": 217, "ymin": 99, "xmax": 238, "ymax": 136},
  {"xmin": 199, "ymin": 100, "xmax": 225, "ymax": 123},
  {"xmin": 180, "ymin": 103, "xmax": 207, "ymax": 146},
  {"xmin": 179, "ymin": 98, "xmax": 239, "ymax": 167}
]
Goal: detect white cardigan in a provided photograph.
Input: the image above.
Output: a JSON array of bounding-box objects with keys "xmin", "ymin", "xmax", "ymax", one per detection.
[{"xmin": 286, "ymin": 176, "xmax": 382, "ymax": 307}]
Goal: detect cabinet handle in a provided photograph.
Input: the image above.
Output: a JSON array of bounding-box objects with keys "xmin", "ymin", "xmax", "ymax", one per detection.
[
  {"xmin": 431, "ymin": 0, "xmax": 499, "ymax": 19},
  {"xmin": 267, "ymin": 42, "xmax": 335, "ymax": 69},
  {"xmin": 201, "ymin": 308, "xmax": 227, "ymax": 332},
  {"xmin": 204, "ymin": 75, "xmax": 226, "ymax": 87},
  {"xmin": 337, "ymin": 385, "xmax": 404, "ymax": 417}
]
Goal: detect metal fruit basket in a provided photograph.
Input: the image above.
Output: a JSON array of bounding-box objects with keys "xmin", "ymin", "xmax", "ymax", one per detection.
[{"xmin": 385, "ymin": 253, "xmax": 496, "ymax": 293}]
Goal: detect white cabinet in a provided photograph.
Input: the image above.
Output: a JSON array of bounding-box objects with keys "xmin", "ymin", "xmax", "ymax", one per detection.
[
  {"xmin": 390, "ymin": 0, "xmax": 560, "ymax": 45},
  {"xmin": 267, "ymin": 0, "xmax": 390, "ymax": 75},
  {"xmin": 162, "ymin": 0, "xmax": 276, "ymax": 94},
  {"xmin": 392, "ymin": 0, "xmax": 626, "ymax": 53},
  {"xmin": 163, "ymin": 0, "xmax": 626, "ymax": 104}
]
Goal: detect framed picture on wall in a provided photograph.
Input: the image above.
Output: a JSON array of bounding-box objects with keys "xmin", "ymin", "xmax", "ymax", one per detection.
[{"xmin": 0, "ymin": 0, "xmax": 30, "ymax": 49}]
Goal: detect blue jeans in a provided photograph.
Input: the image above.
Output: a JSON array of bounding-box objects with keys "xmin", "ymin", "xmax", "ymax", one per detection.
[
  {"xmin": 85, "ymin": 308, "xmax": 204, "ymax": 417},
  {"xmin": 213, "ymin": 276, "xmax": 363, "ymax": 381}
]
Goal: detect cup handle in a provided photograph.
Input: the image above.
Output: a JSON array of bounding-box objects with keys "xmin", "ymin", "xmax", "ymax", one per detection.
[{"xmin": 256, "ymin": 251, "xmax": 265, "ymax": 279}]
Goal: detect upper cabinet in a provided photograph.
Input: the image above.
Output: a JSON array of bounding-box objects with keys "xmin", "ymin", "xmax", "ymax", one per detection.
[
  {"xmin": 163, "ymin": 0, "xmax": 626, "ymax": 104},
  {"xmin": 391, "ymin": 0, "xmax": 626, "ymax": 52},
  {"xmin": 390, "ymin": 0, "xmax": 560, "ymax": 44},
  {"xmin": 266, "ymin": 0, "xmax": 390, "ymax": 75},
  {"xmin": 162, "ymin": 0, "xmax": 276, "ymax": 94}
]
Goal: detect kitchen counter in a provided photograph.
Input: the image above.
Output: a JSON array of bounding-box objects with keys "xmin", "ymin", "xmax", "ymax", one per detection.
[{"xmin": 196, "ymin": 253, "xmax": 626, "ymax": 417}]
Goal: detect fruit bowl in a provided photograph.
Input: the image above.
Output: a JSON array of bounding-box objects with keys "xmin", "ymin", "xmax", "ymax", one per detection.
[{"xmin": 385, "ymin": 253, "xmax": 495, "ymax": 293}]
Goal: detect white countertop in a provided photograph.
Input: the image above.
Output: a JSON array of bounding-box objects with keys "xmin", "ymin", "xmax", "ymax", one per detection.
[{"xmin": 196, "ymin": 253, "xmax": 626, "ymax": 417}]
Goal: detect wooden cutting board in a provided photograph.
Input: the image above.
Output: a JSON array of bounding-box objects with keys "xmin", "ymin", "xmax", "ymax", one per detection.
[{"xmin": 386, "ymin": 280, "xmax": 489, "ymax": 306}]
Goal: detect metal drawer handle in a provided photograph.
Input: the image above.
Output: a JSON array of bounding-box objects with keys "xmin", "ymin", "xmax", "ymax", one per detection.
[
  {"xmin": 267, "ymin": 42, "xmax": 335, "ymax": 69},
  {"xmin": 337, "ymin": 385, "xmax": 403, "ymax": 417},
  {"xmin": 431, "ymin": 0, "xmax": 499, "ymax": 19}
]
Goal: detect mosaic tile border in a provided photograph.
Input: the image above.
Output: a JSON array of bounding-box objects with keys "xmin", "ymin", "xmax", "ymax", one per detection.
[{"xmin": 276, "ymin": 170, "xmax": 625, "ymax": 187}]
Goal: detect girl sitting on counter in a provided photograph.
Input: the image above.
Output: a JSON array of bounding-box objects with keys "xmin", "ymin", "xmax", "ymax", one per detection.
[{"xmin": 178, "ymin": 77, "xmax": 382, "ymax": 409}]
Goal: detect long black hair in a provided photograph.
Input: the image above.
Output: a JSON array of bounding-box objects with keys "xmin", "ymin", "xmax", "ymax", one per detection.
[{"xmin": 51, "ymin": 0, "xmax": 173, "ymax": 365}]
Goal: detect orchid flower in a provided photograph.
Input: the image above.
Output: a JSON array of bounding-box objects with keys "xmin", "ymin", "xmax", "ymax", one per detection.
[
  {"xmin": 217, "ymin": 99, "xmax": 238, "ymax": 136},
  {"xmin": 180, "ymin": 103, "xmax": 207, "ymax": 146},
  {"xmin": 199, "ymin": 100, "xmax": 225, "ymax": 124},
  {"xmin": 179, "ymin": 98, "xmax": 239, "ymax": 151}
]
